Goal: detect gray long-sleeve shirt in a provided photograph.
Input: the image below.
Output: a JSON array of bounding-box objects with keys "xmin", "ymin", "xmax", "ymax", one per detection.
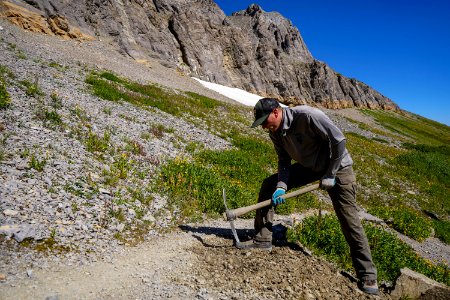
[{"xmin": 270, "ymin": 106, "xmax": 353, "ymax": 190}]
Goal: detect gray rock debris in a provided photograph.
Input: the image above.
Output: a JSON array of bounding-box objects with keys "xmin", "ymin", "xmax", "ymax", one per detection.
[
  {"xmin": 0, "ymin": 18, "xmax": 231, "ymax": 273},
  {"xmin": 0, "ymin": 224, "xmax": 48, "ymax": 242}
]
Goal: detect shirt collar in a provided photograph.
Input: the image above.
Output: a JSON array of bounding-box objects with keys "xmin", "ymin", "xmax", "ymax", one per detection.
[{"xmin": 280, "ymin": 108, "xmax": 293, "ymax": 136}]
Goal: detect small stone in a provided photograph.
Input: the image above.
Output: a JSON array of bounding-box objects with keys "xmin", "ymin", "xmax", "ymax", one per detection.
[
  {"xmin": 27, "ymin": 269, "xmax": 33, "ymax": 278},
  {"xmin": 44, "ymin": 177, "xmax": 52, "ymax": 186},
  {"xmin": 99, "ymin": 188, "xmax": 111, "ymax": 195},
  {"xmin": 116, "ymin": 223, "xmax": 125, "ymax": 232},
  {"xmin": 89, "ymin": 172, "xmax": 100, "ymax": 180},
  {"xmin": 142, "ymin": 213, "xmax": 155, "ymax": 223},
  {"xmin": 3, "ymin": 209, "xmax": 19, "ymax": 216},
  {"xmin": 0, "ymin": 273, "xmax": 7, "ymax": 282},
  {"xmin": 16, "ymin": 161, "xmax": 29, "ymax": 170}
]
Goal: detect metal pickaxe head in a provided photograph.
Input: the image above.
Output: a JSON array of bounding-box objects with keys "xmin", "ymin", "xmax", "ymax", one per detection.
[{"xmin": 223, "ymin": 188, "xmax": 241, "ymax": 247}]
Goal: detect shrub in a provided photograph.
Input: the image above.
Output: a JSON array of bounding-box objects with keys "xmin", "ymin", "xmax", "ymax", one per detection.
[
  {"xmin": 112, "ymin": 154, "xmax": 132, "ymax": 179},
  {"xmin": 85, "ymin": 130, "xmax": 110, "ymax": 153},
  {"xmin": 44, "ymin": 110, "xmax": 63, "ymax": 126},
  {"xmin": 20, "ymin": 79, "xmax": 44, "ymax": 97},
  {"xmin": 29, "ymin": 154, "xmax": 46, "ymax": 171},
  {"xmin": 287, "ymin": 214, "xmax": 450, "ymax": 285}
]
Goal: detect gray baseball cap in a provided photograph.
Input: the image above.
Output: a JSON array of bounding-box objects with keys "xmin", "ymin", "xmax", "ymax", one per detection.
[{"xmin": 251, "ymin": 98, "xmax": 280, "ymax": 128}]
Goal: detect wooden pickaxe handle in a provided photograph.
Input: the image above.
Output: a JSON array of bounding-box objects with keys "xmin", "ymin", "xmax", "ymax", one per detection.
[{"xmin": 224, "ymin": 182, "xmax": 320, "ymax": 221}]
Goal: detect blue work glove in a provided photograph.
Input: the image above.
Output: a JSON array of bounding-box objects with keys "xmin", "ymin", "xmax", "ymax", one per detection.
[
  {"xmin": 320, "ymin": 177, "xmax": 336, "ymax": 190},
  {"xmin": 272, "ymin": 188, "xmax": 286, "ymax": 206}
]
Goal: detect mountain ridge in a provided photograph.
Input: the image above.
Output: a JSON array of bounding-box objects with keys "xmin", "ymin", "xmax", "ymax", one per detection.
[{"xmin": 1, "ymin": 0, "xmax": 399, "ymax": 110}]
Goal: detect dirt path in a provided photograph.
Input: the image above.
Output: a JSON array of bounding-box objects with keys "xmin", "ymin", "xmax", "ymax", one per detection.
[
  {"xmin": 1, "ymin": 219, "xmax": 387, "ymax": 300},
  {"xmin": 1, "ymin": 231, "xmax": 196, "ymax": 299}
]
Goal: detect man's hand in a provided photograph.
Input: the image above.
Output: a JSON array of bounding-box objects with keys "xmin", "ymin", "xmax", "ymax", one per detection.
[
  {"xmin": 272, "ymin": 188, "xmax": 286, "ymax": 206},
  {"xmin": 320, "ymin": 177, "xmax": 336, "ymax": 190}
]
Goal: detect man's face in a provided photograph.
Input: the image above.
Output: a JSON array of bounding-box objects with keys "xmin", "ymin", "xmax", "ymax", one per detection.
[{"xmin": 262, "ymin": 109, "xmax": 281, "ymax": 133}]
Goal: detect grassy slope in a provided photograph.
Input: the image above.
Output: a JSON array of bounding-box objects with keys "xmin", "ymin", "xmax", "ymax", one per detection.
[
  {"xmin": 2, "ymin": 66, "xmax": 436, "ymax": 284},
  {"xmin": 81, "ymin": 71, "xmax": 449, "ymax": 285}
]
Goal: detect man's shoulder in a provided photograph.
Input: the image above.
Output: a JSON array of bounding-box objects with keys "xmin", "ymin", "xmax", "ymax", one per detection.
[{"xmin": 290, "ymin": 105, "xmax": 326, "ymax": 119}]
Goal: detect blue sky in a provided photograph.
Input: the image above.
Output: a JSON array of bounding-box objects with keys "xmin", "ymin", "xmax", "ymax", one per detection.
[{"xmin": 214, "ymin": 1, "xmax": 450, "ymax": 126}]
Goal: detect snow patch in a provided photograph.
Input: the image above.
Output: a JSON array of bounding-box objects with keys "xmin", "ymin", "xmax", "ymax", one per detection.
[{"xmin": 192, "ymin": 77, "xmax": 262, "ymax": 107}]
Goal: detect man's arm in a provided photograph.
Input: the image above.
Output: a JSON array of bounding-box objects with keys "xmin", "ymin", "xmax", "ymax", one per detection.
[
  {"xmin": 270, "ymin": 134, "xmax": 291, "ymax": 190},
  {"xmin": 325, "ymin": 138, "xmax": 346, "ymax": 178},
  {"xmin": 310, "ymin": 111, "xmax": 347, "ymax": 179}
]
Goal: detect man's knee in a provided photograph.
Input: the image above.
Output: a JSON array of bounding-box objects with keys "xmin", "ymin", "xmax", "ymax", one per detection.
[{"xmin": 258, "ymin": 174, "xmax": 278, "ymax": 201}]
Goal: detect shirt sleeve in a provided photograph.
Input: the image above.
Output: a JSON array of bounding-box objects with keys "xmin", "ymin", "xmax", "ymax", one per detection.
[
  {"xmin": 270, "ymin": 134, "xmax": 290, "ymax": 190},
  {"xmin": 309, "ymin": 111, "xmax": 347, "ymax": 178}
]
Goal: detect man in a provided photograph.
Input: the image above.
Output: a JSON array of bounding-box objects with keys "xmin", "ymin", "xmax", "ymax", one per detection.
[{"xmin": 240, "ymin": 98, "xmax": 378, "ymax": 295}]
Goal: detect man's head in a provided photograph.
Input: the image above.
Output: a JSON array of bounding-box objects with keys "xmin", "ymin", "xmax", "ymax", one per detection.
[{"xmin": 251, "ymin": 98, "xmax": 282, "ymax": 132}]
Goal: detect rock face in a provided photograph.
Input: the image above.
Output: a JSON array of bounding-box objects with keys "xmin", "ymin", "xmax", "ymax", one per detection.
[
  {"xmin": 0, "ymin": 0, "xmax": 399, "ymax": 110},
  {"xmin": 0, "ymin": 0, "xmax": 93, "ymax": 40}
]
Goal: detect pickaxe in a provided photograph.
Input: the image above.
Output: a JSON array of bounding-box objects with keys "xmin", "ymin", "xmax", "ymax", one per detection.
[{"xmin": 223, "ymin": 182, "xmax": 320, "ymax": 247}]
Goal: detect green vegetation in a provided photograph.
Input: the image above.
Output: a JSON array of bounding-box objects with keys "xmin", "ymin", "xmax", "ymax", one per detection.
[
  {"xmin": 19, "ymin": 78, "xmax": 44, "ymax": 97},
  {"xmin": 48, "ymin": 62, "xmax": 69, "ymax": 72},
  {"xmin": 64, "ymin": 181, "xmax": 95, "ymax": 199},
  {"xmin": 102, "ymin": 154, "xmax": 134, "ymax": 187},
  {"xmin": 362, "ymin": 109, "xmax": 450, "ymax": 146},
  {"xmin": 432, "ymin": 220, "xmax": 450, "ymax": 244},
  {"xmin": 50, "ymin": 91, "xmax": 63, "ymax": 109},
  {"xmin": 7, "ymin": 43, "xmax": 27, "ymax": 60},
  {"xmin": 124, "ymin": 138, "xmax": 146, "ymax": 156},
  {"xmin": 86, "ymin": 72, "xmax": 223, "ymax": 123},
  {"xmin": 158, "ymin": 134, "xmax": 321, "ymax": 219},
  {"xmin": 44, "ymin": 109, "xmax": 63, "ymax": 126},
  {"xmin": 0, "ymin": 133, "xmax": 10, "ymax": 161},
  {"xmin": 29, "ymin": 154, "xmax": 47, "ymax": 171},
  {"xmin": 0, "ymin": 66, "xmax": 12, "ymax": 109},
  {"xmin": 20, "ymin": 236, "xmax": 73, "ymax": 254},
  {"xmin": 287, "ymin": 215, "xmax": 450, "ymax": 285},
  {"xmin": 346, "ymin": 110, "xmax": 449, "ymax": 244},
  {"xmin": 85, "ymin": 130, "xmax": 111, "ymax": 153},
  {"xmin": 368, "ymin": 206, "xmax": 432, "ymax": 242},
  {"xmin": 0, "ymin": 80, "xmax": 11, "ymax": 109},
  {"xmin": 149, "ymin": 124, "xmax": 174, "ymax": 138},
  {"xmin": 395, "ymin": 143, "xmax": 450, "ymax": 214},
  {"xmin": 70, "ymin": 105, "xmax": 90, "ymax": 123},
  {"xmin": 0, "ymin": 65, "xmax": 15, "ymax": 79}
]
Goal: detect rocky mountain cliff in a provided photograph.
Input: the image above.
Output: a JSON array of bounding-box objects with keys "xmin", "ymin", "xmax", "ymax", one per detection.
[{"xmin": 0, "ymin": 0, "xmax": 399, "ymax": 110}]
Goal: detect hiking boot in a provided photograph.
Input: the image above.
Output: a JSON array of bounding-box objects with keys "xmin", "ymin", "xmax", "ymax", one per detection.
[
  {"xmin": 358, "ymin": 279, "xmax": 379, "ymax": 295},
  {"xmin": 236, "ymin": 239, "xmax": 272, "ymax": 251}
]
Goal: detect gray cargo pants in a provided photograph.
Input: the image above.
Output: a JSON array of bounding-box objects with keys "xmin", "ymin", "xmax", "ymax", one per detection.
[{"xmin": 254, "ymin": 163, "xmax": 377, "ymax": 281}]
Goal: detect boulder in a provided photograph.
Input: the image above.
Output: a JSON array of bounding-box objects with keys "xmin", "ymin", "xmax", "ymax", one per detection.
[{"xmin": 391, "ymin": 268, "xmax": 450, "ymax": 300}]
